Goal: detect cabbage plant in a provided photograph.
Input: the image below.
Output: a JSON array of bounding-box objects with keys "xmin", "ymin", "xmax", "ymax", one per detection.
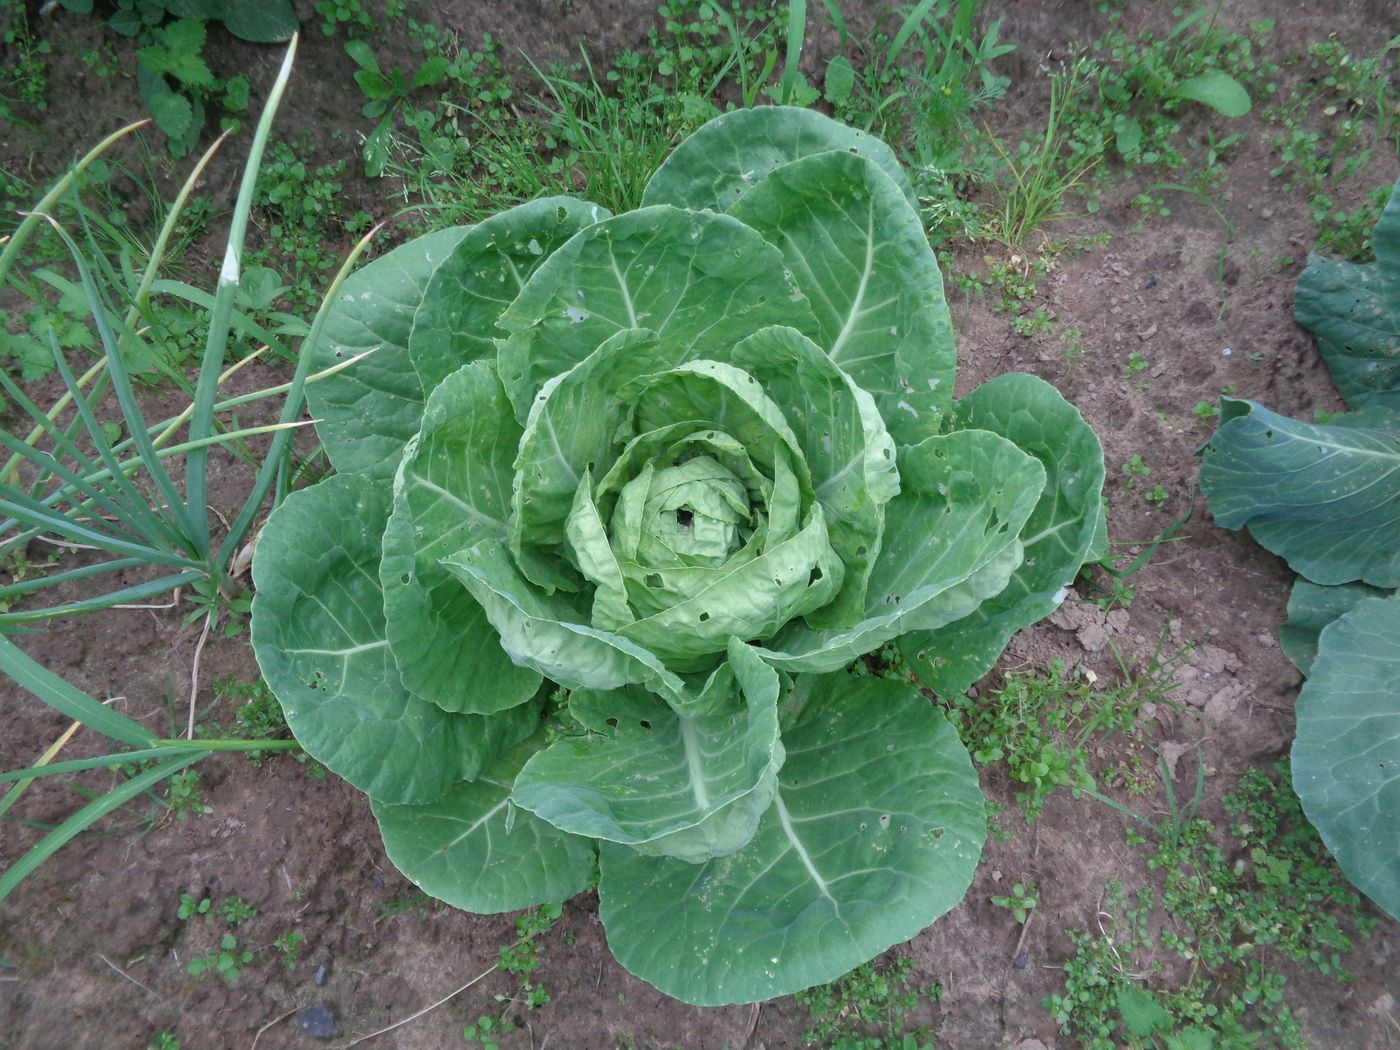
[{"xmin": 250, "ymin": 107, "xmax": 1105, "ymax": 1005}]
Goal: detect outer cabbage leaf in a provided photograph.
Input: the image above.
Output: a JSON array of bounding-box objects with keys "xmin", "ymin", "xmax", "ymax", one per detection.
[
  {"xmin": 1292, "ymin": 593, "xmax": 1400, "ymax": 920},
  {"xmin": 1199, "ymin": 398, "xmax": 1400, "ymax": 587},
  {"xmin": 512, "ymin": 640, "xmax": 782, "ymax": 862},
  {"xmin": 728, "ymin": 149, "xmax": 954, "ymax": 442},
  {"xmin": 495, "ymin": 205, "xmax": 816, "ymax": 422},
  {"xmin": 640, "ymin": 104, "xmax": 917, "ymax": 215},
  {"xmin": 1279, "ymin": 578, "xmax": 1393, "ymax": 676},
  {"xmin": 372, "ymin": 736, "xmax": 596, "ymax": 913},
  {"xmin": 755, "ymin": 429, "xmax": 1045, "ymax": 672},
  {"xmin": 728, "ymin": 326, "xmax": 900, "ymax": 627},
  {"xmin": 901, "ymin": 373, "xmax": 1106, "ymax": 697},
  {"xmin": 250, "ymin": 475, "xmax": 538, "ymax": 804},
  {"xmin": 597, "ymin": 671, "xmax": 985, "ymax": 1005},
  {"xmin": 379, "ymin": 361, "xmax": 542, "ymax": 713},
  {"xmin": 307, "ymin": 227, "xmax": 468, "ymax": 482},
  {"xmin": 1293, "ymin": 178, "xmax": 1400, "ymax": 413},
  {"xmin": 408, "ymin": 197, "xmax": 608, "ymax": 391}
]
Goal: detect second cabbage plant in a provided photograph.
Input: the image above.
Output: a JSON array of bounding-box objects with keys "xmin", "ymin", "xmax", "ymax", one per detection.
[{"xmin": 250, "ymin": 106, "xmax": 1105, "ymax": 1005}]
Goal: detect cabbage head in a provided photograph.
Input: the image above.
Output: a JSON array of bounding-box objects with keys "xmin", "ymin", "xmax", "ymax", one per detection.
[{"xmin": 250, "ymin": 107, "xmax": 1105, "ymax": 1005}]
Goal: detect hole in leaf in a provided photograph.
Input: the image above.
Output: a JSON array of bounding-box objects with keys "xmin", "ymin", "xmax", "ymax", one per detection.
[
  {"xmin": 605, "ymin": 716, "xmax": 619, "ymax": 727},
  {"xmin": 639, "ymin": 719, "xmax": 652, "ymax": 730},
  {"xmin": 400, "ymin": 574, "xmax": 411, "ymax": 585},
  {"xmin": 699, "ymin": 611, "xmax": 710, "ymax": 622},
  {"xmin": 809, "ymin": 567, "xmax": 823, "ymax": 585},
  {"xmin": 645, "ymin": 573, "xmax": 663, "ymax": 588},
  {"xmin": 676, "ymin": 507, "xmax": 694, "ymax": 527},
  {"xmin": 855, "ymin": 545, "xmax": 868, "ymax": 556}
]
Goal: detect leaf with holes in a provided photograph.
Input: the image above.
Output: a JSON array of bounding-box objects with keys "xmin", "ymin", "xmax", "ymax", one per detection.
[{"xmin": 252, "ymin": 105, "xmax": 1104, "ymax": 1007}]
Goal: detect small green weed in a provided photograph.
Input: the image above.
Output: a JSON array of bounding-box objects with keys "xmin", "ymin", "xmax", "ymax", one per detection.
[
  {"xmin": 796, "ymin": 956, "xmax": 937, "ymax": 1049},
  {"xmin": 272, "ymin": 930, "xmax": 304, "ymax": 969},
  {"xmin": 218, "ymin": 896, "xmax": 256, "ymax": 926},
  {"xmin": 1121, "ymin": 454, "xmax": 1150, "ymax": 489},
  {"xmin": 497, "ymin": 903, "xmax": 563, "ymax": 1010},
  {"xmin": 463, "ymin": 1014, "xmax": 514, "ymax": 1050},
  {"xmin": 251, "ymin": 141, "xmax": 346, "ymax": 308},
  {"xmin": 146, "ymin": 1034, "xmax": 180, "ymax": 1050},
  {"xmin": 1048, "ymin": 764, "xmax": 1376, "ymax": 1049},
  {"xmin": 187, "ymin": 933, "xmax": 253, "ymax": 982},
  {"xmin": 948, "ymin": 648, "xmax": 1180, "ymax": 822},
  {"xmin": 990, "ymin": 880, "xmax": 1038, "ymax": 924},
  {"xmin": 177, "ymin": 892, "xmax": 211, "ymax": 921},
  {"xmin": 164, "ymin": 768, "xmax": 210, "ymax": 820}
]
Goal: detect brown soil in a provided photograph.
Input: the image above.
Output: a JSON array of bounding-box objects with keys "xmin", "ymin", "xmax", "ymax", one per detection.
[{"xmin": 2, "ymin": 1, "xmax": 1398, "ymax": 1049}]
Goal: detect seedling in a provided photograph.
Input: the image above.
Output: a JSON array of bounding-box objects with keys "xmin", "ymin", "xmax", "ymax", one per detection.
[
  {"xmin": 186, "ymin": 933, "xmax": 253, "ymax": 983},
  {"xmin": 991, "ymin": 881, "xmax": 1039, "ymax": 924},
  {"xmin": 1121, "ymin": 454, "xmax": 1150, "ymax": 489},
  {"xmin": 272, "ymin": 930, "xmax": 304, "ymax": 969},
  {"xmin": 796, "ymin": 956, "xmax": 937, "ymax": 1049},
  {"xmin": 177, "ymin": 892, "xmax": 211, "ymax": 921}
]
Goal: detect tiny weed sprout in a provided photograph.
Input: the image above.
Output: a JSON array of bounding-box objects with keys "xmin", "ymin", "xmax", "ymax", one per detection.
[{"xmin": 249, "ymin": 105, "xmax": 1106, "ymax": 1006}]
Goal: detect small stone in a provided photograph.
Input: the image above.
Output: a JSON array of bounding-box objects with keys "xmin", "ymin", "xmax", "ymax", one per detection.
[
  {"xmin": 297, "ymin": 1005, "xmax": 338, "ymax": 1040},
  {"xmin": 1013, "ymin": 953, "xmax": 1029, "ymax": 969},
  {"xmin": 314, "ymin": 964, "xmax": 327, "ymax": 986},
  {"xmin": 1138, "ymin": 323, "xmax": 1158, "ymax": 340},
  {"xmin": 1077, "ymin": 623, "xmax": 1109, "ymax": 653},
  {"xmin": 371, "ymin": 872, "xmax": 385, "ymax": 887}
]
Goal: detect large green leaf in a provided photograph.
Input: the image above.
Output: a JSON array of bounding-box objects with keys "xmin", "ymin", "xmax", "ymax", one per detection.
[
  {"xmin": 512, "ymin": 640, "xmax": 782, "ymax": 863},
  {"xmin": 495, "ymin": 205, "xmax": 816, "ymax": 423},
  {"xmin": 597, "ymin": 671, "xmax": 985, "ymax": 1005},
  {"xmin": 640, "ymin": 105, "xmax": 918, "ymax": 215},
  {"xmin": 1292, "ymin": 593, "xmax": 1400, "ymax": 920},
  {"xmin": 215, "ymin": 0, "xmax": 298, "ymax": 41},
  {"xmin": 901, "ymin": 373, "xmax": 1105, "ymax": 697},
  {"xmin": 379, "ymin": 362, "xmax": 542, "ymax": 714},
  {"xmin": 755, "ymin": 430, "xmax": 1044, "ymax": 672},
  {"xmin": 1279, "ymin": 578, "xmax": 1393, "ymax": 676},
  {"xmin": 250, "ymin": 475, "xmax": 538, "ymax": 804},
  {"xmin": 407, "ymin": 197, "xmax": 606, "ymax": 392},
  {"xmin": 307, "ymin": 227, "xmax": 468, "ymax": 483},
  {"xmin": 371, "ymin": 737, "xmax": 596, "ymax": 914},
  {"xmin": 1294, "ymin": 177, "xmax": 1400, "ymax": 413},
  {"xmin": 728, "ymin": 326, "xmax": 900, "ymax": 627},
  {"xmin": 728, "ymin": 149, "xmax": 955, "ymax": 442},
  {"xmin": 1199, "ymin": 398, "xmax": 1400, "ymax": 587}
]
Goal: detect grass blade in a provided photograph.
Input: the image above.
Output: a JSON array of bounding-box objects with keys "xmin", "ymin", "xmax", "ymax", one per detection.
[
  {"xmin": 0, "ymin": 569, "xmax": 204, "ymax": 625},
  {"xmin": 0, "ymin": 634, "xmax": 152, "ymax": 746},
  {"xmin": 0, "ymin": 751, "xmax": 202, "ymax": 905},
  {"xmin": 0, "ymin": 722, "xmax": 81, "ymax": 821}
]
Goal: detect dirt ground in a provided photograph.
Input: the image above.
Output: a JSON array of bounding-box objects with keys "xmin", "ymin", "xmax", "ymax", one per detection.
[{"xmin": 2, "ymin": 0, "xmax": 1399, "ymax": 1048}]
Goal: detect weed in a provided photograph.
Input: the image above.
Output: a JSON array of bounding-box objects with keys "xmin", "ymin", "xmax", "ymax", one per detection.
[
  {"xmin": 218, "ymin": 896, "xmax": 256, "ymax": 926},
  {"xmin": 146, "ymin": 1034, "xmax": 180, "ymax": 1050},
  {"xmin": 187, "ymin": 933, "xmax": 253, "ymax": 982},
  {"xmin": 981, "ymin": 62, "xmax": 1099, "ymax": 248},
  {"xmin": 1143, "ymin": 484, "xmax": 1169, "ymax": 507},
  {"xmin": 796, "ymin": 955, "xmax": 937, "ymax": 1049},
  {"xmin": 463, "ymin": 1014, "xmax": 514, "ymax": 1050},
  {"xmin": 1049, "ymin": 765, "xmax": 1375, "ymax": 1048},
  {"xmin": 497, "ymin": 903, "xmax": 562, "ymax": 1010},
  {"xmin": 164, "ymin": 768, "xmax": 210, "ymax": 820},
  {"xmin": 0, "ymin": 0, "xmax": 50, "ymax": 123},
  {"xmin": 1010, "ymin": 305, "xmax": 1054, "ymax": 337},
  {"xmin": 1190, "ymin": 399, "xmax": 1219, "ymax": 426},
  {"xmin": 177, "ymin": 892, "xmax": 211, "ymax": 921},
  {"xmin": 990, "ymin": 881, "xmax": 1039, "ymax": 924},
  {"xmin": 251, "ymin": 141, "xmax": 345, "ymax": 308},
  {"xmin": 1121, "ymin": 454, "xmax": 1150, "ymax": 489},
  {"xmin": 947, "ymin": 647, "xmax": 1179, "ymax": 823},
  {"xmin": 316, "ymin": 0, "xmax": 381, "ymax": 38},
  {"xmin": 272, "ymin": 930, "xmax": 304, "ymax": 969}
]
